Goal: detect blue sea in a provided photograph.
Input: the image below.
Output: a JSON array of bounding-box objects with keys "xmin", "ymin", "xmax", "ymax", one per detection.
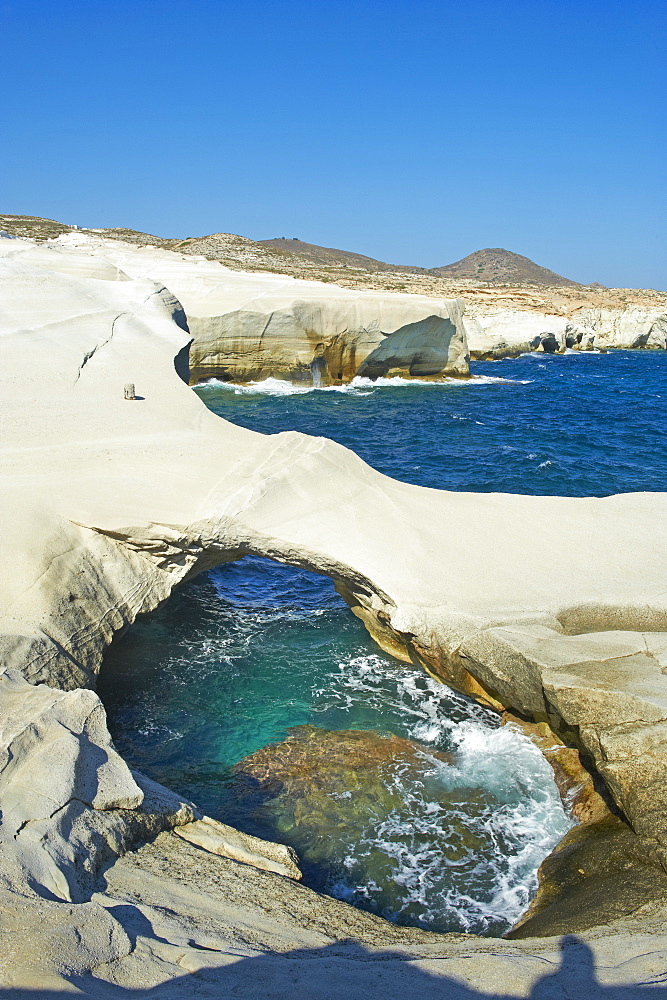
[{"xmin": 99, "ymin": 350, "xmax": 667, "ymax": 936}]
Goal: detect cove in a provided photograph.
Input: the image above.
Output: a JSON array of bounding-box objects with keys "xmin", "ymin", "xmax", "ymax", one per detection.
[
  {"xmin": 99, "ymin": 351, "xmax": 667, "ymax": 937},
  {"xmin": 99, "ymin": 555, "xmax": 571, "ymax": 936}
]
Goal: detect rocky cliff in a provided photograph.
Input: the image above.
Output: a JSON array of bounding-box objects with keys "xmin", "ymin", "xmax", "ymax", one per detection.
[
  {"xmin": 463, "ymin": 303, "xmax": 667, "ymax": 357},
  {"xmin": 0, "ymin": 234, "xmax": 470, "ymax": 384}
]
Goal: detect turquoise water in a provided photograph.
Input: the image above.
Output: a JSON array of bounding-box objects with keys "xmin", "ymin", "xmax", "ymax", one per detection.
[{"xmin": 99, "ymin": 351, "xmax": 666, "ymax": 936}]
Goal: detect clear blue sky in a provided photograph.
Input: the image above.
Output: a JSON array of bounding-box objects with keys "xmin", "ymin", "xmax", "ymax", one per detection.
[{"xmin": 2, "ymin": 0, "xmax": 665, "ymax": 288}]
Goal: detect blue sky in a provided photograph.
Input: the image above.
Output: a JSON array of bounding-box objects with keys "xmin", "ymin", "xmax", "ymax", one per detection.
[{"xmin": 2, "ymin": 0, "xmax": 665, "ymax": 288}]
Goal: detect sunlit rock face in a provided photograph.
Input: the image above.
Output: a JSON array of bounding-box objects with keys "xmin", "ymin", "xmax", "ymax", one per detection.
[
  {"xmin": 463, "ymin": 310, "xmax": 569, "ymax": 358},
  {"xmin": 188, "ymin": 297, "xmax": 471, "ymax": 384},
  {"xmin": 463, "ymin": 305, "xmax": 667, "ymax": 358},
  {"xmin": 568, "ymin": 307, "xmax": 667, "ymax": 350},
  {"xmin": 175, "ymin": 287, "xmax": 470, "ymax": 385},
  {"xmin": 0, "ymin": 234, "xmax": 470, "ymax": 384}
]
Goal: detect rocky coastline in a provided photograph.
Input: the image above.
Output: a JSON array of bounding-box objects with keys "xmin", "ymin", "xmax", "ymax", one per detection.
[
  {"xmin": 1, "ymin": 236, "xmax": 667, "ymax": 994},
  {"xmin": 1, "ymin": 227, "xmax": 665, "ymax": 387}
]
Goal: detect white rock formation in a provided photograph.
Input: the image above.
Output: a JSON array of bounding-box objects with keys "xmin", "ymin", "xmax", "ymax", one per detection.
[
  {"xmin": 464, "ymin": 304, "xmax": 667, "ymax": 357},
  {"xmin": 1, "ymin": 243, "xmax": 667, "ymax": 991},
  {"xmin": 568, "ymin": 306, "xmax": 667, "ymax": 350},
  {"xmin": 463, "ymin": 309, "xmax": 568, "ymax": 356},
  {"xmin": 464, "ymin": 305, "xmax": 667, "ymax": 357},
  {"xmin": 0, "ymin": 234, "xmax": 470, "ymax": 383}
]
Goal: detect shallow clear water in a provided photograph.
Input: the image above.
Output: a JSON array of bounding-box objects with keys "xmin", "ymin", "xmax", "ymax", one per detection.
[{"xmin": 100, "ymin": 351, "xmax": 666, "ymax": 936}]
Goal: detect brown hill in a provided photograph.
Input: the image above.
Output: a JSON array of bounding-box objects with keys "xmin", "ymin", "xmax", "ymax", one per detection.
[
  {"xmin": 0, "ymin": 214, "xmax": 586, "ymax": 292},
  {"xmin": 258, "ymin": 237, "xmax": 424, "ymax": 274},
  {"xmin": 431, "ymin": 248, "xmax": 579, "ymax": 286}
]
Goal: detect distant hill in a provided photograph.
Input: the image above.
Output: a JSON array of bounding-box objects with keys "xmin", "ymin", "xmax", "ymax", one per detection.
[
  {"xmin": 431, "ymin": 248, "xmax": 579, "ymax": 286},
  {"xmin": 0, "ymin": 214, "xmax": 80, "ymax": 241},
  {"xmin": 261, "ymin": 240, "xmax": 579, "ymax": 286},
  {"xmin": 0, "ymin": 214, "xmax": 580, "ymax": 287},
  {"xmin": 0, "ymin": 214, "xmax": 181, "ymax": 249},
  {"xmin": 258, "ymin": 237, "xmax": 423, "ymax": 275}
]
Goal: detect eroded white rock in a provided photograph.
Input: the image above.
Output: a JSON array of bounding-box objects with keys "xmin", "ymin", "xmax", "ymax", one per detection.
[
  {"xmin": 0, "ymin": 235, "xmax": 470, "ymax": 383},
  {"xmin": 1, "ymin": 241, "xmax": 667, "ymax": 986}
]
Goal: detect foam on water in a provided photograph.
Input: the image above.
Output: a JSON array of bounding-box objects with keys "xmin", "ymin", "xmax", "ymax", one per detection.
[
  {"xmin": 197, "ymin": 373, "xmax": 530, "ymax": 396},
  {"xmin": 307, "ymin": 653, "xmax": 570, "ymax": 932}
]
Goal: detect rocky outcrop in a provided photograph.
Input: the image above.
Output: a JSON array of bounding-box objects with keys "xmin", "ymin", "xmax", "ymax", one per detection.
[
  {"xmin": 463, "ymin": 310, "xmax": 569, "ymax": 357},
  {"xmin": 567, "ymin": 307, "xmax": 667, "ymax": 350},
  {"xmin": 1, "ymin": 244, "xmax": 667, "ymax": 989},
  {"xmin": 0, "ymin": 665, "xmax": 197, "ymax": 903},
  {"xmin": 0, "ymin": 234, "xmax": 470, "ymax": 384},
  {"xmin": 464, "ymin": 305, "xmax": 667, "ymax": 357},
  {"xmin": 508, "ymin": 815, "xmax": 667, "ymax": 939},
  {"xmin": 183, "ymin": 290, "xmax": 469, "ymax": 384}
]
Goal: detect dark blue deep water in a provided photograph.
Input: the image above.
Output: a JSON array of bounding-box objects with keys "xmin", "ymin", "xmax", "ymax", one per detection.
[
  {"xmin": 99, "ymin": 351, "xmax": 666, "ymax": 937},
  {"xmin": 194, "ymin": 351, "xmax": 667, "ymax": 496}
]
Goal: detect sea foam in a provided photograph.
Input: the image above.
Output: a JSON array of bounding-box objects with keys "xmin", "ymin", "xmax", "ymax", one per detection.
[{"xmin": 196, "ymin": 373, "xmax": 530, "ymax": 396}]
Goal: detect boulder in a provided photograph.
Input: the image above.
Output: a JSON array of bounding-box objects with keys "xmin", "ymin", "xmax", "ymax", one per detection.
[{"xmin": 174, "ymin": 815, "xmax": 302, "ymax": 879}]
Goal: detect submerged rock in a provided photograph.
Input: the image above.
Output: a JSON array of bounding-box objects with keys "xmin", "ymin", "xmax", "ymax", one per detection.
[
  {"xmin": 231, "ymin": 725, "xmax": 559, "ymax": 935},
  {"xmin": 235, "ymin": 723, "xmax": 447, "ymax": 784},
  {"xmin": 231, "ymin": 725, "xmax": 452, "ymax": 859}
]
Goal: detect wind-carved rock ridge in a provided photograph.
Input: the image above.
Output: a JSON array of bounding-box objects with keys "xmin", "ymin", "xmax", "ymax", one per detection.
[{"xmin": 1, "ymin": 243, "xmax": 667, "ymax": 990}]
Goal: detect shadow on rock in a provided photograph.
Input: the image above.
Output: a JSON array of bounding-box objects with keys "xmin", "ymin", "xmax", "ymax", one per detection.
[{"xmin": 1, "ymin": 935, "xmax": 666, "ymax": 999}]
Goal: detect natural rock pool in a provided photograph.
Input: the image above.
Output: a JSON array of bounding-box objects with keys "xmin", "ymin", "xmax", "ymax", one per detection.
[{"xmin": 99, "ymin": 351, "xmax": 667, "ymax": 936}]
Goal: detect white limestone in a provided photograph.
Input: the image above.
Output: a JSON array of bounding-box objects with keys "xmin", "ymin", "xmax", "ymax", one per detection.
[
  {"xmin": 570, "ymin": 306, "xmax": 667, "ymax": 350},
  {"xmin": 463, "ymin": 309, "xmax": 568, "ymax": 356},
  {"xmin": 463, "ymin": 304, "xmax": 667, "ymax": 356},
  {"xmin": 174, "ymin": 817, "xmax": 302, "ymax": 879},
  {"xmin": 0, "ymin": 234, "xmax": 470, "ymax": 382}
]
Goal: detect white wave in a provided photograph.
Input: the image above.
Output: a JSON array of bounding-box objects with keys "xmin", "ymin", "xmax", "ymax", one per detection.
[
  {"xmin": 196, "ymin": 373, "xmax": 531, "ymax": 396},
  {"xmin": 313, "ymin": 653, "xmax": 572, "ymax": 932},
  {"xmin": 352, "ymin": 718, "xmax": 569, "ymax": 932}
]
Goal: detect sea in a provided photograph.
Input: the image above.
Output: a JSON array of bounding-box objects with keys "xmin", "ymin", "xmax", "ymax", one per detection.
[{"xmin": 99, "ymin": 350, "xmax": 667, "ymax": 937}]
